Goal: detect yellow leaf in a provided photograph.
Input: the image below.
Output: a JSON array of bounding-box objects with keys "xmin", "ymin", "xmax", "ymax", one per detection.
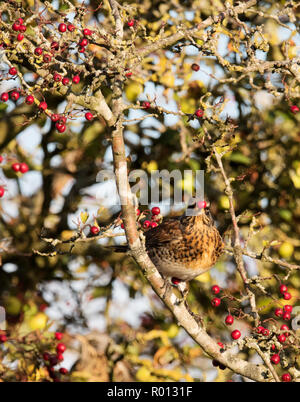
[{"xmin": 80, "ymin": 211, "xmax": 89, "ymax": 224}]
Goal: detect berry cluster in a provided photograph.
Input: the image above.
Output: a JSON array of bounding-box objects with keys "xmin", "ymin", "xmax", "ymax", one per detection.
[
  {"xmin": 0, "ymin": 158, "xmax": 29, "ymax": 198},
  {"xmin": 43, "ymin": 335, "xmax": 68, "ymax": 381}
]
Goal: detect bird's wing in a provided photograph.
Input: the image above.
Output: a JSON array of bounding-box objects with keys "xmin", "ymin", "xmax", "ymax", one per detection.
[{"xmin": 145, "ymin": 217, "xmax": 183, "ymax": 247}]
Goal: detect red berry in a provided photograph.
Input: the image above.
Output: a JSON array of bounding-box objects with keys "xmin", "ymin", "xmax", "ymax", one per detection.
[
  {"xmin": 59, "ymin": 367, "xmax": 68, "ymax": 375},
  {"xmin": 19, "ymin": 163, "xmax": 29, "ymax": 174},
  {"xmin": 55, "ymin": 122, "xmax": 66, "ymax": 133},
  {"xmin": 12, "ymin": 22, "xmax": 21, "ymax": 31},
  {"xmin": 49, "ymin": 355, "xmax": 58, "ymax": 366},
  {"xmin": 270, "ymin": 354, "xmax": 280, "ymax": 365},
  {"xmin": 90, "ymin": 226, "xmax": 100, "ymax": 235},
  {"xmin": 43, "ymin": 352, "xmax": 50, "ymax": 361},
  {"xmin": 279, "ymin": 284, "xmax": 288, "ymax": 294},
  {"xmin": 211, "ymin": 285, "xmax": 220, "ymax": 295},
  {"xmin": 211, "ymin": 297, "xmax": 221, "ymax": 307},
  {"xmin": 53, "ymin": 73, "xmax": 62, "ymax": 82},
  {"xmin": 282, "ymin": 373, "xmax": 291, "ymax": 382},
  {"xmin": 127, "ymin": 19, "xmax": 135, "ymax": 27},
  {"xmin": 271, "ymin": 344, "xmax": 276, "ymax": 351},
  {"xmin": 85, "ymin": 112, "xmax": 93, "ymax": 121},
  {"xmin": 56, "ymin": 343, "xmax": 66, "ymax": 354},
  {"xmin": 62, "ymin": 77, "xmax": 70, "ymax": 86},
  {"xmin": 217, "ymin": 342, "xmax": 224, "ymax": 349},
  {"xmin": 83, "ymin": 28, "xmax": 92, "ymax": 36},
  {"xmin": 51, "ymin": 114, "xmax": 60, "ymax": 122},
  {"xmin": 283, "ymin": 292, "xmax": 291, "ymax": 300},
  {"xmin": 191, "ymin": 63, "xmax": 200, "ymax": 71},
  {"xmin": 16, "ymin": 18, "xmax": 24, "ymax": 24},
  {"xmin": 125, "ymin": 71, "xmax": 132, "ymax": 78},
  {"xmin": 150, "ymin": 222, "xmax": 158, "ymax": 228},
  {"xmin": 197, "ymin": 200, "xmax": 207, "ymax": 209},
  {"xmin": 283, "ymin": 311, "xmax": 291, "ymax": 321},
  {"xmin": 72, "ymin": 75, "xmax": 80, "ymax": 84},
  {"xmin": 195, "ymin": 109, "xmax": 204, "ymax": 118},
  {"xmin": 10, "ymin": 90, "xmax": 20, "ymax": 101},
  {"xmin": 142, "ymin": 101, "xmax": 151, "ymax": 109},
  {"xmin": 255, "ymin": 326, "xmax": 264, "ymax": 334},
  {"xmin": 19, "ymin": 25, "xmax": 26, "ymax": 33},
  {"xmin": 51, "ymin": 41, "xmax": 59, "ymax": 51},
  {"xmin": 79, "ymin": 38, "xmax": 88, "ymax": 47},
  {"xmin": 34, "ymin": 47, "xmax": 43, "ymax": 56},
  {"xmin": 12, "ymin": 163, "xmax": 20, "ymax": 172},
  {"xmin": 55, "ymin": 332, "xmax": 63, "ymax": 340},
  {"xmin": 57, "ymin": 353, "xmax": 64, "ymax": 362},
  {"xmin": 143, "ymin": 220, "xmax": 151, "ymax": 229},
  {"xmin": 262, "ymin": 328, "xmax": 270, "ymax": 336},
  {"xmin": 225, "ymin": 315, "xmax": 234, "ymax": 325},
  {"xmin": 274, "ymin": 308, "xmax": 283, "ymax": 317},
  {"xmin": 39, "ymin": 101, "xmax": 47, "ymax": 111},
  {"xmin": 58, "ymin": 23, "xmax": 67, "ymax": 33},
  {"xmin": 0, "ymin": 156, "xmax": 3, "ymax": 163},
  {"xmin": 17, "ymin": 33, "xmax": 24, "ymax": 41},
  {"xmin": 9, "ymin": 67, "xmax": 17, "ymax": 76},
  {"xmin": 151, "ymin": 206, "xmax": 160, "ymax": 216},
  {"xmin": 25, "ymin": 95, "xmax": 34, "ymax": 105},
  {"xmin": 231, "ymin": 330, "xmax": 241, "ymax": 340},
  {"xmin": 78, "ymin": 47, "xmax": 85, "ymax": 53},
  {"xmin": 284, "ymin": 305, "xmax": 293, "ymax": 313},
  {"xmin": 67, "ymin": 24, "xmax": 75, "ymax": 32},
  {"xmin": 278, "ymin": 334, "xmax": 286, "ymax": 343},
  {"xmin": 280, "ymin": 324, "xmax": 290, "ymax": 337},
  {"xmin": 136, "ymin": 209, "xmax": 141, "ymax": 216},
  {"xmin": 43, "ymin": 54, "xmax": 52, "ymax": 63},
  {"xmin": 120, "ymin": 223, "xmax": 125, "ymax": 229},
  {"xmin": 0, "ymin": 187, "xmax": 5, "ymax": 198},
  {"xmin": 1, "ymin": 93, "xmax": 9, "ymax": 102},
  {"xmin": 171, "ymin": 277, "xmax": 181, "ymax": 285},
  {"xmin": 290, "ymin": 105, "xmax": 299, "ymax": 114}
]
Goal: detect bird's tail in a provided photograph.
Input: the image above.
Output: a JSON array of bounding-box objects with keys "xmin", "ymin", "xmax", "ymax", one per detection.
[{"xmin": 106, "ymin": 244, "xmax": 129, "ymax": 253}]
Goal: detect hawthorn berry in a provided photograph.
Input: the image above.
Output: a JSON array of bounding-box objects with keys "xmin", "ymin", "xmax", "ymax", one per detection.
[
  {"xmin": 51, "ymin": 114, "xmax": 60, "ymax": 122},
  {"xmin": 62, "ymin": 77, "xmax": 70, "ymax": 86},
  {"xmin": 83, "ymin": 28, "xmax": 92, "ymax": 36},
  {"xmin": 136, "ymin": 209, "xmax": 141, "ymax": 216},
  {"xmin": 67, "ymin": 24, "xmax": 75, "ymax": 32},
  {"xmin": 225, "ymin": 315, "xmax": 234, "ymax": 325},
  {"xmin": 142, "ymin": 101, "xmax": 151, "ymax": 109},
  {"xmin": 195, "ymin": 109, "xmax": 204, "ymax": 118},
  {"xmin": 51, "ymin": 41, "xmax": 59, "ymax": 51},
  {"xmin": 39, "ymin": 101, "xmax": 48, "ymax": 111},
  {"xmin": 120, "ymin": 223, "xmax": 125, "ymax": 229},
  {"xmin": 274, "ymin": 308, "xmax": 283, "ymax": 317},
  {"xmin": 19, "ymin": 25, "xmax": 27, "ymax": 33},
  {"xmin": 211, "ymin": 285, "xmax": 220, "ymax": 295},
  {"xmin": 282, "ymin": 373, "xmax": 291, "ymax": 382},
  {"xmin": 284, "ymin": 305, "xmax": 293, "ymax": 313},
  {"xmin": 12, "ymin": 22, "xmax": 21, "ymax": 31},
  {"xmin": 12, "ymin": 163, "xmax": 21, "ymax": 172},
  {"xmin": 43, "ymin": 352, "xmax": 50, "ymax": 361},
  {"xmin": 58, "ymin": 23, "xmax": 67, "ymax": 33},
  {"xmin": 85, "ymin": 112, "xmax": 93, "ymax": 121},
  {"xmin": 211, "ymin": 297, "xmax": 221, "ymax": 307},
  {"xmin": 125, "ymin": 71, "xmax": 132, "ymax": 78},
  {"xmin": 90, "ymin": 226, "xmax": 100, "ymax": 235},
  {"xmin": 283, "ymin": 292, "xmax": 291, "ymax": 300},
  {"xmin": 1, "ymin": 93, "xmax": 9, "ymax": 102},
  {"xmin": 25, "ymin": 95, "xmax": 34, "ymax": 105},
  {"xmin": 43, "ymin": 54, "xmax": 52, "ymax": 63},
  {"xmin": 277, "ymin": 334, "xmax": 286, "ymax": 343},
  {"xmin": 56, "ymin": 343, "xmax": 66, "ymax": 354},
  {"xmin": 282, "ymin": 311, "xmax": 291, "ymax": 321},
  {"xmin": 57, "ymin": 353, "xmax": 64, "ymax": 362},
  {"xmin": 0, "ymin": 334, "xmax": 7, "ymax": 342},
  {"xmin": 53, "ymin": 73, "xmax": 62, "ymax": 82},
  {"xmin": 34, "ymin": 47, "xmax": 43, "ymax": 56},
  {"xmin": 143, "ymin": 220, "xmax": 151, "ymax": 229},
  {"xmin": 72, "ymin": 75, "xmax": 80, "ymax": 84},
  {"xmin": 279, "ymin": 284, "xmax": 288, "ymax": 294},
  {"xmin": 19, "ymin": 163, "xmax": 29, "ymax": 174},
  {"xmin": 270, "ymin": 354, "xmax": 280, "ymax": 365},
  {"xmin": 290, "ymin": 105, "xmax": 299, "ymax": 114},
  {"xmin": 17, "ymin": 33, "xmax": 24, "ymax": 41},
  {"xmin": 10, "ymin": 91, "xmax": 20, "ymax": 101},
  {"xmin": 191, "ymin": 63, "xmax": 200, "ymax": 71},
  {"xmin": 150, "ymin": 222, "xmax": 158, "ymax": 228},
  {"xmin": 0, "ymin": 187, "xmax": 5, "ymax": 198},
  {"xmin": 79, "ymin": 47, "xmax": 85, "ymax": 53},
  {"xmin": 16, "ymin": 18, "xmax": 24, "ymax": 24},
  {"xmin": 49, "ymin": 355, "xmax": 58, "ymax": 366},
  {"xmin": 280, "ymin": 324, "xmax": 290, "ymax": 337},
  {"xmin": 55, "ymin": 122, "xmax": 66, "ymax": 133},
  {"xmin": 231, "ymin": 330, "xmax": 241, "ymax": 340},
  {"xmin": 256, "ymin": 326, "xmax": 266, "ymax": 334},
  {"xmin": 55, "ymin": 332, "xmax": 63, "ymax": 340},
  {"xmin": 127, "ymin": 19, "xmax": 135, "ymax": 27},
  {"xmin": 79, "ymin": 38, "xmax": 88, "ymax": 47},
  {"xmin": 151, "ymin": 206, "xmax": 160, "ymax": 216},
  {"xmin": 217, "ymin": 342, "xmax": 224, "ymax": 349},
  {"xmin": 59, "ymin": 367, "xmax": 68, "ymax": 375},
  {"xmin": 262, "ymin": 328, "xmax": 270, "ymax": 336},
  {"xmin": 0, "ymin": 156, "xmax": 3, "ymax": 163},
  {"xmin": 9, "ymin": 67, "xmax": 17, "ymax": 76},
  {"xmin": 171, "ymin": 277, "xmax": 181, "ymax": 285},
  {"xmin": 198, "ymin": 200, "xmax": 207, "ymax": 209}
]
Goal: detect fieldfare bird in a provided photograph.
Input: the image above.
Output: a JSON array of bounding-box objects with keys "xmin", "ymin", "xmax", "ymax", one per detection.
[{"xmin": 111, "ymin": 200, "xmax": 223, "ymax": 285}]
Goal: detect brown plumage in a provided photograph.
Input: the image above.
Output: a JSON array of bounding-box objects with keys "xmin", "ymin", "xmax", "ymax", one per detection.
[{"xmin": 112, "ymin": 201, "xmax": 223, "ymax": 282}]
